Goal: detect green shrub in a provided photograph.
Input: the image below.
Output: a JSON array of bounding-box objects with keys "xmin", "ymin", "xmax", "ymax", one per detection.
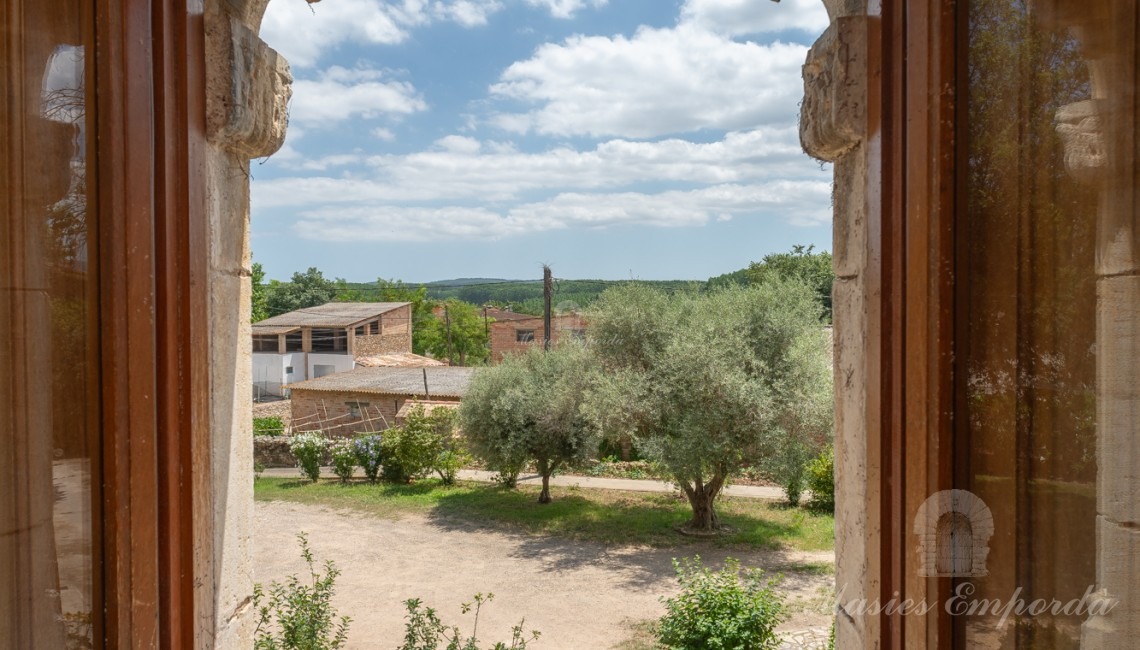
[
  {"xmin": 329, "ymin": 440, "xmax": 357, "ymax": 483},
  {"xmin": 435, "ymin": 449, "xmax": 470, "ymax": 486},
  {"xmin": 398, "ymin": 592, "xmax": 539, "ymax": 650},
  {"xmin": 382, "ymin": 405, "xmax": 461, "ymax": 483},
  {"xmin": 656, "ymin": 556, "xmax": 785, "ymax": 650},
  {"xmin": 290, "ymin": 432, "xmax": 327, "ymax": 483},
  {"xmin": 352, "ymin": 434, "xmax": 384, "ymax": 483},
  {"xmin": 764, "ymin": 438, "xmax": 813, "ymax": 507},
  {"xmin": 490, "ymin": 460, "xmax": 525, "ymax": 489},
  {"xmin": 253, "ymin": 532, "xmax": 351, "ymax": 650},
  {"xmin": 380, "ymin": 425, "xmax": 437, "ymax": 483},
  {"xmin": 255, "ymin": 416, "xmax": 285, "ymax": 437},
  {"xmin": 806, "ymin": 446, "xmax": 835, "ymax": 513}
]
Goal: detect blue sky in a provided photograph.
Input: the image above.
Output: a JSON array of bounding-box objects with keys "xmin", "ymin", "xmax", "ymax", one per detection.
[{"xmin": 252, "ymin": 0, "xmax": 832, "ymax": 283}]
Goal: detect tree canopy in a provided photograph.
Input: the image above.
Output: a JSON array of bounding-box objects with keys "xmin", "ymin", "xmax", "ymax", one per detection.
[
  {"xmin": 584, "ymin": 282, "xmax": 832, "ymax": 531},
  {"xmin": 459, "ymin": 343, "xmax": 598, "ymax": 503},
  {"xmin": 264, "ymin": 267, "xmax": 340, "ymax": 318},
  {"xmin": 747, "ymin": 245, "xmax": 833, "ymax": 321},
  {"xmin": 421, "ymin": 299, "xmax": 490, "ymax": 366}
]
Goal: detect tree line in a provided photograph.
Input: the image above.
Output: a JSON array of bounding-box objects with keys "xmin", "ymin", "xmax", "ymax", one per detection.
[{"xmin": 250, "ymin": 245, "xmax": 835, "ymax": 367}]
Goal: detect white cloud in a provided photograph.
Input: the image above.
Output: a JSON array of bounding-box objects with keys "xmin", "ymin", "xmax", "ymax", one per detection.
[
  {"xmin": 524, "ymin": 0, "xmax": 607, "ymax": 19},
  {"xmin": 679, "ymin": 0, "xmax": 829, "ymax": 37},
  {"xmin": 261, "ymin": 0, "xmax": 407, "ymax": 69},
  {"xmin": 257, "ymin": 128, "xmax": 816, "ymax": 200},
  {"xmin": 372, "ymin": 127, "xmax": 397, "ymax": 141},
  {"xmin": 490, "ymin": 24, "xmax": 807, "ymax": 138},
  {"xmin": 261, "ymin": 0, "xmax": 505, "ymax": 68},
  {"xmin": 289, "ymin": 66, "xmax": 427, "ymax": 125},
  {"xmin": 289, "ymin": 181, "xmax": 830, "ymax": 242},
  {"xmin": 433, "ymin": 0, "xmax": 504, "ymax": 26}
]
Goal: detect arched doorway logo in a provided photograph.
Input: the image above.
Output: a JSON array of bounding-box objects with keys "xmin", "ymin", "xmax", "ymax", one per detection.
[{"xmin": 914, "ymin": 489, "xmax": 994, "ymax": 578}]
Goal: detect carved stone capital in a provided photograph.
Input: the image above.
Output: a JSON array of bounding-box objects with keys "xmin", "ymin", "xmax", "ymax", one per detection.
[
  {"xmin": 1056, "ymin": 99, "xmax": 1107, "ymax": 185},
  {"xmin": 206, "ymin": 8, "xmax": 292, "ymax": 158},
  {"xmin": 800, "ymin": 16, "xmax": 868, "ymax": 163}
]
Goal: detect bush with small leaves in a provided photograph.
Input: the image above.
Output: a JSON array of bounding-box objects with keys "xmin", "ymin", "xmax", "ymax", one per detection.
[
  {"xmin": 329, "ymin": 440, "xmax": 357, "ymax": 483},
  {"xmin": 398, "ymin": 592, "xmax": 540, "ymax": 650},
  {"xmin": 382, "ymin": 405, "xmax": 460, "ymax": 483},
  {"xmin": 255, "ymin": 415, "xmax": 285, "ymax": 437},
  {"xmin": 380, "ymin": 425, "xmax": 436, "ymax": 483},
  {"xmin": 353, "ymin": 434, "xmax": 384, "ymax": 483},
  {"xmin": 806, "ymin": 446, "xmax": 835, "ymax": 513},
  {"xmin": 656, "ymin": 556, "xmax": 786, "ymax": 650},
  {"xmin": 435, "ymin": 449, "xmax": 470, "ymax": 486},
  {"xmin": 253, "ymin": 532, "xmax": 351, "ymax": 650},
  {"xmin": 290, "ymin": 432, "xmax": 327, "ymax": 483}
]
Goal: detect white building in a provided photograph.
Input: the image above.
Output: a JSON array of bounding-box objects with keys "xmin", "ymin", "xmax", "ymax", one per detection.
[{"xmin": 251, "ymin": 302, "xmax": 416, "ymax": 398}]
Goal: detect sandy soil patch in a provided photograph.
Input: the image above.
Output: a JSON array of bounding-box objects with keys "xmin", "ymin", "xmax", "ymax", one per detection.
[{"xmin": 254, "ymin": 501, "xmax": 834, "ymax": 649}]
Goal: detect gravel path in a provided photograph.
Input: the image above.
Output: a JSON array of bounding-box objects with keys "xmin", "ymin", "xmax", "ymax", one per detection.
[{"xmin": 254, "ymin": 501, "xmax": 834, "ymax": 650}]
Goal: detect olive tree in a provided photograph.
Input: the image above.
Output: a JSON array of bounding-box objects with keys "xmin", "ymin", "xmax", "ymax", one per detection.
[
  {"xmin": 459, "ymin": 343, "xmax": 598, "ymax": 503},
  {"xmin": 585, "ymin": 282, "xmax": 832, "ymax": 531}
]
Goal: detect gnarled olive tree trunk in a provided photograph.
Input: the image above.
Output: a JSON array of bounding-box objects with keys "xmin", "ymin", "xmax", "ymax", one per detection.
[{"xmin": 678, "ymin": 472, "xmax": 727, "ymax": 531}]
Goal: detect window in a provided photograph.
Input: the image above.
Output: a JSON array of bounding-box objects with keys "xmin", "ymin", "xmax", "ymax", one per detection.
[
  {"xmin": 285, "ymin": 366, "xmax": 294, "ymax": 375},
  {"xmin": 2, "ymin": 3, "xmax": 100, "ymax": 645},
  {"xmin": 516, "ymin": 329, "xmax": 535, "ymax": 343},
  {"xmin": 347, "ymin": 402, "xmax": 369, "ymax": 419}
]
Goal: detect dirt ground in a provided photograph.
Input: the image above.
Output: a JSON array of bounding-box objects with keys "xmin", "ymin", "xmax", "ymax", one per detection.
[{"xmin": 254, "ymin": 501, "xmax": 835, "ymax": 649}]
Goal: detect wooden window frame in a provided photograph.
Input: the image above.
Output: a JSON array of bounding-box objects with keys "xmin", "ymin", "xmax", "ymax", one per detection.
[
  {"xmin": 94, "ymin": 0, "xmax": 206, "ymax": 646},
  {"xmin": 874, "ymin": 0, "xmax": 960, "ymax": 647}
]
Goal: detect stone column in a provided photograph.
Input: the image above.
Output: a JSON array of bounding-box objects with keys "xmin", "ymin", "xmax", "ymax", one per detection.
[
  {"xmin": 201, "ymin": 1, "xmax": 292, "ymax": 646},
  {"xmin": 801, "ymin": 4, "xmax": 873, "ymax": 648}
]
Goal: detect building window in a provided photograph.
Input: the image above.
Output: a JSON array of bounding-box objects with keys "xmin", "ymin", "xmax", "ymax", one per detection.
[
  {"xmin": 347, "ymin": 402, "xmax": 370, "ymax": 419},
  {"xmin": 516, "ymin": 329, "xmax": 535, "ymax": 343},
  {"xmin": 284, "ymin": 366, "xmax": 294, "ymax": 375}
]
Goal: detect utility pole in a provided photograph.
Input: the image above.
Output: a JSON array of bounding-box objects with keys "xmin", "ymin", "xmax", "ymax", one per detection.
[
  {"xmin": 543, "ymin": 265, "xmax": 552, "ymax": 351},
  {"xmin": 444, "ymin": 305, "xmax": 454, "ymax": 365},
  {"xmin": 483, "ymin": 306, "xmax": 490, "ymax": 349}
]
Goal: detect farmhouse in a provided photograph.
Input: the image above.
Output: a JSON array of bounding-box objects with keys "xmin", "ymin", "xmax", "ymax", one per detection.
[
  {"xmin": 287, "ymin": 366, "xmax": 474, "ymax": 437},
  {"xmin": 252, "ymin": 302, "xmax": 414, "ymax": 397},
  {"xmin": 488, "ymin": 310, "xmax": 587, "ymax": 363}
]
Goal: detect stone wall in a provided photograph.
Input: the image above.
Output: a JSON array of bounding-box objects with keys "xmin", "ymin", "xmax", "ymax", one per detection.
[
  {"xmin": 800, "ymin": 4, "xmax": 874, "ymax": 648},
  {"xmin": 355, "ymin": 332, "xmax": 412, "ymax": 355},
  {"xmin": 201, "ymin": 0, "xmax": 292, "ymax": 646}
]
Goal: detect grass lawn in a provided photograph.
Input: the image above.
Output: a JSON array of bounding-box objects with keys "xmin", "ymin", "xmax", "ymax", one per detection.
[{"xmin": 254, "ymin": 477, "xmax": 834, "ymax": 553}]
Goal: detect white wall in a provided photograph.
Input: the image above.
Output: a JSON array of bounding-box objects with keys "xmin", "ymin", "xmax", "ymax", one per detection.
[
  {"xmin": 307, "ymin": 353, "xmax": 355, "ymax": 382},
  {"xmin": 252, "ymin": 351, "xmax": 309, "ymax": 397}
]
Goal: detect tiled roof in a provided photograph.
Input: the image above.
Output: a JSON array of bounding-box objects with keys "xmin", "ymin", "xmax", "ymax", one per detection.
[
  {"xmin": 395, "ymin": 400, "xmax": 461, "ymax": 420},
  {"xmin": 287, "ymin": 366, "xmax": 475, "ymax": 398},
  {"xmin": 251, "ymin": 324, "xmax": 301, "ymax": 336},
  {"xmin": 254, "ymin": 302, "xmax": 410, "ymax": 329},
  {"xmin": 354, "ymin": 352, "xmax": 445, "ymax": 368}
]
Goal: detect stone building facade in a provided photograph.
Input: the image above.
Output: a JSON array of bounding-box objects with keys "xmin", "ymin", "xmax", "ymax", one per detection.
[
  {"xmin": 288, "ymin": 366, "xmax": 474, "ymax": 438},
  {"xmin": 489, "ymin": 313, "xmax": 587, "ymax": 364}
]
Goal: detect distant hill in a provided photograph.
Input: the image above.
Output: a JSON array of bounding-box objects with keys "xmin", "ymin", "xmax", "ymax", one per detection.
[
  {"xmin": 419, "ymin": 278, "xmax": 534, "ymax": 287},
  {"xmin": 420, "ymin": 278, "xmax": 703, "ymax": 315},
  {"xmin": 329, "ymin": 272, "xmax": 753, "ymax": 318}
]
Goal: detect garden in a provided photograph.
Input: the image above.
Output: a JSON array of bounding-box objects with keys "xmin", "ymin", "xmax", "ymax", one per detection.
[{"xmin": 252, "ymin": 281, "xmax": 838, "ymax": 649}]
